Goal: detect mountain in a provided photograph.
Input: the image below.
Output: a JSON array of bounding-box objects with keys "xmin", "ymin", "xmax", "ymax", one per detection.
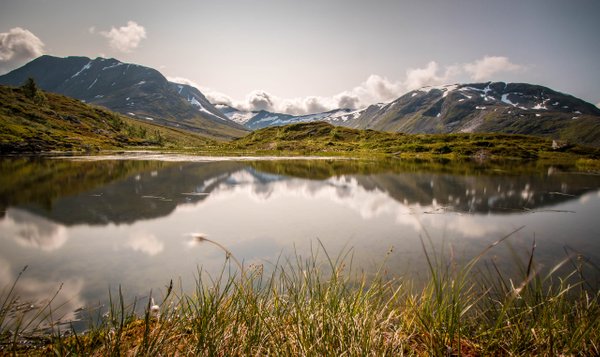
[
  {"xmin": 214, "ymin": 104, "xmax": 257, "ymax": 125},
  {"xmin": 216, "ymin": 104, "xmax": 367, "ymax": 130},
  {"xmin": 216, "ymin": 81, "xmax": 599, "ymax": 146},
  {"xmin": 0, "ymin": 55, "xmax": 248, "ymax": 140},
  {"xmin": 346, "ymin": 82, "xmax": 600, "ymax": 146},
  {"xmin": 0, "ymin": 84, "xmax": 211, "ymax": 153},
  {"xmin": 170, "ymin": 82, "xmax": 229, "ymax": 122}
]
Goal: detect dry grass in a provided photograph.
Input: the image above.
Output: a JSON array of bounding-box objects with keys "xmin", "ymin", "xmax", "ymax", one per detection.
[{"xmin": 2, "ymin": 236, "xmax": 599, "ymax": 356}]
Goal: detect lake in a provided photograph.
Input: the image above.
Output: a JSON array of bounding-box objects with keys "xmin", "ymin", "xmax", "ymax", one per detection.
[{"xmin": 1, "ymin": 154, "xmax": 599, "ymax": 329}]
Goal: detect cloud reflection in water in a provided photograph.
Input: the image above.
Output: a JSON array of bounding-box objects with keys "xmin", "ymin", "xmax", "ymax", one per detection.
[{"xmin": 0, "ymin": 209, "xmax": 68, "ymax": 251}]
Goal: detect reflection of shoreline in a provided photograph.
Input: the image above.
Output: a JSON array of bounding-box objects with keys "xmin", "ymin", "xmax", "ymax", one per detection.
[
  {"xmin": 7, "ymin": 161, "xmax": 247, "ymax": 226},
  {"xmin": 3, "ymin": 159, "xmax": 599, "ymax": 229},
  {"xmin": 0, "ymin": 157, "xmax": 174, "ymax": 219},
  {"xmin": 354, "ymin": 173, "xmax": 599, "ymax": 214}
]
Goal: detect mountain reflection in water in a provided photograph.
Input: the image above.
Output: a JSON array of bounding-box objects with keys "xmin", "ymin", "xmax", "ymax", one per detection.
[{"xmin": 0, "ymin": 156, "xmax": 599, "ymax": 328}]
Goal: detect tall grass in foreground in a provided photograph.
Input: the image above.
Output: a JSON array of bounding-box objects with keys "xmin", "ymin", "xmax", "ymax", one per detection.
[{"xmin": 1, "ymin": 236, "xmax": 599, "ymax": 356}]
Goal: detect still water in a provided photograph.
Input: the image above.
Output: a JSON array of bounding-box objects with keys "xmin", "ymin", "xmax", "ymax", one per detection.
[{"xmin": 1, "ymin": 155, "xmax": 599, "ymax": 326}]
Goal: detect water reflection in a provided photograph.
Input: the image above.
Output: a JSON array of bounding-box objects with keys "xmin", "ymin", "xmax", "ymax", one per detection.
[
  {"xmin": 0, "ymin": 258, "xmax": 86, "ymax": 329},
  {"xmin": 1, "ymin": 209, "xmax": 68, "ymax": 251},
  {"xmin": 2, "ymin": 158, "xmax": 597, "ymax": 228},
  {"xmin": 0, "ymin": 156, "xmax": 599, "ymax": 330}
]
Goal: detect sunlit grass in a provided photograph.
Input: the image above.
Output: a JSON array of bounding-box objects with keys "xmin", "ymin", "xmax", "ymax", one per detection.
[{"xmin": 1, "ymin": 235, "xmax": 599, "ymax": 356}]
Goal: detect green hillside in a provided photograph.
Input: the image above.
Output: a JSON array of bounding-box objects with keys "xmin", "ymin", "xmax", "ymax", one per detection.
[
  {"xmin": 231, "ymin": 121, "xmax": 600, "ymax": 160},
  {"xmin": 0, "ymin": 84, "xmax": 214, "ymax": 153}
]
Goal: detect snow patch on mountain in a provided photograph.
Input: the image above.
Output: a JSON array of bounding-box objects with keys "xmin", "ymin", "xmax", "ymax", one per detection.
[
  {"xmin": 71, "ymin": 61, "xmax": 92, "ymax": 78},
  {"xmin": 417, "ymin": 84, "xmax": 458, "ymax": 97},
  {"xmin": 189, "ymin": 97, "xmax": 201, "ymax": 107},
  {"xmin": 501, "ymin": 94, "xmax": 517, "ymax": 107},
  {"xmin": 102, "ymin": 62, "xmax": 123, "ymax": 71},
  {"xmin": 87, "ymin": 78, "xmax": 98, "ymax": 90}
]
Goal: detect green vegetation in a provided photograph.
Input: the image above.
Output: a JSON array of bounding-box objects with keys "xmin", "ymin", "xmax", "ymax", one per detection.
[
  {"xmin": 0, "ymin": 84, "xmax": 214, "ymax": 153},
  {"xmin": 21, "ymin": 77, "xmax": 47, "ymax": 106},
  {"xmin": 1, "ymin": 237, "xmax": 598, "ymax": 355},
  {"xmin": 229, "ymin": 121, "xmax": 600, "ymax": 162}
]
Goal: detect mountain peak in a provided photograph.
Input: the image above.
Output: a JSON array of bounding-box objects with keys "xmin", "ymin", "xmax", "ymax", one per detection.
[
  {"xmin": 350, "ymin": 81, "xmax": 600, "ymax": 146},
  {"xmin": 0, "ymin": 55, "xmax": 247, "ymax": 140}
]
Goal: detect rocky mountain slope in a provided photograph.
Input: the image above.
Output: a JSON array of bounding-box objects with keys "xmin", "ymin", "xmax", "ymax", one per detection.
[
  {"xmin": 346, "ymin": 82, "xmax": 600, "ymax": 146},
  {"xmin": 0, "ymin": 55, "xmax": 247, "ymax": 140}
]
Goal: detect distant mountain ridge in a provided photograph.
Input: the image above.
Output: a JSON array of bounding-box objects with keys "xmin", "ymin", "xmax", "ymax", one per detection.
[
  {"xmin": 2, "ymin": 56, "xmax": 598, "ymax": 145},
  {"xmin": 215, "ymin": 104, "xmax": 371, "ymax": 130},
  {"xmin": 0, "ymin": 55, "xmax": 247, "ymax": 139},
  {"xmin": 218, "ymin": 82, "xmax": 600, "ymax": 146},
  {"xmin": 343, "ymin": 82, "xmax": 600, "ymax": 146}
]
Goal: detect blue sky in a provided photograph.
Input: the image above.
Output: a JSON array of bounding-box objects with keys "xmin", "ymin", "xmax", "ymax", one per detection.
[{"xmin": 1, "ymin": 0, "xmax": 599, "ymax": 114}]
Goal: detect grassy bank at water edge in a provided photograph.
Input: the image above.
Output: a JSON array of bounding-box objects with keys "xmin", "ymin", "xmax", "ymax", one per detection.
[{"xmin": 1, "ymin": 234, "xmax": 599, "ymax": 356}]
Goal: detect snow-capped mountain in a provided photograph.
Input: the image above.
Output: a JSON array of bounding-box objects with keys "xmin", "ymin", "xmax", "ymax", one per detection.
[
  {"xmin": 215, "ymin": 105, "xmax": 368, "ymax": 130},
  {"xmin": 348, "ymin": 82, "xmax": 600, "ymax": 146},
  {"xmin": 214, "ymin": 104, "xmax": 257, "ymax": 125},
  {"xmin": 169, "ymin": 82, "xmax": 230, "ymax": 122},
  {"xmin": 0, "ymin": 55, "xmax": 247, "ymax": 139},
  {"xmin": 219, "ymin": 81, "xmax": 600, "ymax": 146}
]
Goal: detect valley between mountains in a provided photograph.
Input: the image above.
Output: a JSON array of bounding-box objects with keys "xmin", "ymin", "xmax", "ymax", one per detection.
[{"xmin": 1, "ymin": 55, "xmax": 599, "ymax": 162}]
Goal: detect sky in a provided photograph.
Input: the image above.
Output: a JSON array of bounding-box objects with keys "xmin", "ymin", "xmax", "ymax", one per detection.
[{"xmin": 1, "ymin": 0, "xmax": 599, "ymax": 114}]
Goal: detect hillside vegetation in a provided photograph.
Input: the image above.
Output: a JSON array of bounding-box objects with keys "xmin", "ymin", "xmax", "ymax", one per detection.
[
  {"xmin": 230, "ymin": 121, "xmax": 600, "ymax": 160},
  {"xmin": 0, "ymin": 84, "xmax": 214, "ymax": 153}
]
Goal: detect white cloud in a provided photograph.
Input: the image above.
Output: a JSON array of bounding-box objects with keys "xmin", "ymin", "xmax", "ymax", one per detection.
[
  {"xmin": 167, "ymin": 76, "xmax": 200, "ymax": 89},
  {"xmin": 464, "ymin": 56, "xmax": 522, "ymax": 81},
  {"xmin": 100, "ymin": 21, "xmax": 146, "ymax": 53},
  {"xmin": 404, "ymin": 62, "xmax": 464, "ymax": 91},
  {"xmin": 169, "ymin": 55, "xmax": 522, "ymax": 115},
  {"xmin": 168, "ymin": 74, "xmax": 404, "ymax": 114},
  {"xmin": 88, "ymin": 26, "xmax": 96, "ymax": 34},
  {"xmin": 596, "ymin": 101, "xmax": 600, "ymax": 109},
  {"xmin": 247, "ymin": 90, "xmax": 274, "ymax": 111},
  {"xmin": 203, "ymin": 89, "xmax": 235, "ymax": 107},
  {"xmin": 404, "ymin": 61, "xmax": 445, "ymax": 90},
  {"xmin": 0, "ymin": 27, "xmax": 44, "ymax": 74}
]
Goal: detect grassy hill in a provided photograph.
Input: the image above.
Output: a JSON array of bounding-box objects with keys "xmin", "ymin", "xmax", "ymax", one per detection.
[
  {"xmin": 0, "ymin": 84, "xmax": 214, "ymax": 153},
  {"xmin": 230, "ymin": 121, "xmax": 600, "ymax": 160}
]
